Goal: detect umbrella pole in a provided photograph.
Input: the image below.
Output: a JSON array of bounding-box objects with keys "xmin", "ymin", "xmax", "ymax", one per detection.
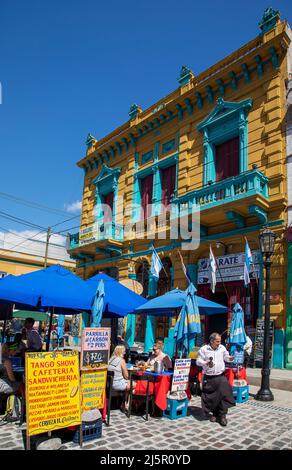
[
  {"xmin": 46, "ymin": 309, "xmax": 54, "ymax": 352},
  {"xmin": 2, "ymin": 319, "xmax": 7, "ymax": 343}
]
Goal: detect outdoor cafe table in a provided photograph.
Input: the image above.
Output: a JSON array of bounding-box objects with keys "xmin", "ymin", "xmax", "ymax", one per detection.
[{"xmin": 128, "ymin": 368, "xmax": 173, "ymax": 411}]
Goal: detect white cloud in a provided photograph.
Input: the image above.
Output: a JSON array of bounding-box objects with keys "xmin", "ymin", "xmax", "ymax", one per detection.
[
  {"xmin": 64, "ymin": 200, "xmax": 82, "ymax": 213},
  {"xmin": 0, "ymin": 230, "xmax": 72, "ymax": 262}
]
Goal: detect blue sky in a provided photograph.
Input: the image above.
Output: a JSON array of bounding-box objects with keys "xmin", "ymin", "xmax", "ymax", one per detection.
[{"xmin": 0, "ymin": 1, "xmax": 291, "ymax": 254}]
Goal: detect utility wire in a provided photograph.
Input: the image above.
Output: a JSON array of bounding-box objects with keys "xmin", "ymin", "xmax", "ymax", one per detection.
[
  {"xmin": 0, "ymin": 226, "xmax": 66, "ymax": 248},
  {"xmin": 0, "ymin": 191, "xmax": 77, "ymax": 217},
  {"xmin": 0, "ymin": 210, "xmax": 47, "ymax": 231}
]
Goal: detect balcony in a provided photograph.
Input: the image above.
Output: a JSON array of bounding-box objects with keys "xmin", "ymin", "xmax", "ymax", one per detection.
[
  {"xmin": 172, "ymin": 168, "xmax": 269, "ymax": 225},
  {"xmin": 67, "ymin": 221, "xmax": 124, "ymax": 253}
]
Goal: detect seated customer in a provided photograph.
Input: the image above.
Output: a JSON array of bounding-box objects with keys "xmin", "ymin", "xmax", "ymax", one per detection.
[
  {"xmin": 147, "ymin": 343, "xmax": 172, "ymax": 370},
  {"xmin": 24, "ymin": 318, "xmax": 43, "ymax": 352},
  {"xmin": 108, "ymin": 345, "xmax": 130, "ymax": 410},
  {"xmin": 0, "ymin": 350, "xmax": 21, "ymax": 395},
  {"xmin": 8, "ymin": 333, "xmax": 27, "ymax": 358}
]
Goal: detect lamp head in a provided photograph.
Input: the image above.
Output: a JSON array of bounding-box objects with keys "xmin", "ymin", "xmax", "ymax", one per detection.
[{"xmin": 259, "ymin": 228, "xmax": 277, "ymax": 257}]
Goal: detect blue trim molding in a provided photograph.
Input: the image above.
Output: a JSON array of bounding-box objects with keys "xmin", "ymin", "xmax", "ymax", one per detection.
[
  {"xmin": 129, "ymin": 104, "xmax": 142, "ymax": 120},
  {"xmin": 178, "ymin": 65, "xmax": 194, "ymax": 86},
  {"xmin": 225, "ymin": 210, "xmax": 246, "ymax": 228},
  {"xmin": 197, "ymin": 98, "xmax": 253, "ymax": 185},
  {"xmin": 92, "ymin": 164, "xmax": 121, "ymax": 223},
  {"xmin": 259, "ymin": 7, "xmax": 280, "ymax": 35},
  {"xmin": 141, "ymin": 150, "xmax": 154, "ymax": 165}
]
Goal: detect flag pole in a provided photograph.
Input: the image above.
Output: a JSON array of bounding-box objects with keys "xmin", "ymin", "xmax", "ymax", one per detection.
[
  {"xmin": 211, "ymin": 244, "xmax": 229, "ymax": 300},
  {"xmin": 178, "ymin": 249, "xmax": 191, "ymax": 284},
  {"xmin": 244, "ymin": 236, "xmax": 259, "ymax": 289},
  {"xmin": 152, "ymin": 244, "xmax": 168, "ymax": 278}
]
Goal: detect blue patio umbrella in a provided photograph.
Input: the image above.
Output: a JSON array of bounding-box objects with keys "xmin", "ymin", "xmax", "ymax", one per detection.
[
  {"xmin": 0, "ymin": 265, "xmax": 93, "ymax": 311},
  {"xmin": 91, "ymin": 279, "xmax": 105, "ymax": 327},
  {"xmin": 86, "ymin": 273, "xmax": 147, "ymax": 318},
  {"xmin": 134, "ymin": 288, "xmax": 228, "ymax": 316},
  {"xmin": 174, "ymin": 283, "xmax": 201, "ymax": 357},
  {"xmin": 229, "ymin": 303, "xmax": 247, "ymax": 364},
  {"xmin": 0, "ymin": 265, "xmax": 94, "ymax": 350}
]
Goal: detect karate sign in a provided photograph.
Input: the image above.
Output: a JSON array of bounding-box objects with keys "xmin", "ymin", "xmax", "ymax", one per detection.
[{"xmin": 171, "ymin": 358, "xmax": 191, "ymax": 392}]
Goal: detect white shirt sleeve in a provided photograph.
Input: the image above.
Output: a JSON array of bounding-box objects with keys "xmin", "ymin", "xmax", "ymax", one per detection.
[
  {"xmin": 223, "ymin": 346, "xmax": 233, "ymax": 362},
  {"xmin": 196, "ymin": 347, "xmax": 208, "ymax": 367}
]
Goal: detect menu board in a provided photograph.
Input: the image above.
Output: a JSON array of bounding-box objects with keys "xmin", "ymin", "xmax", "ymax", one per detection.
[
  {"xmin": 253, "ymin": 319, "xmax": 274, "ymax": 367},
  {"xmin": 171, "ymin": 358, "xmax": 191, "ymax": 392},
  {"xmin": 81, "ymin": 370, "xmax": 107, "ymax": 411},
  {"xmin": 81, "ymin": 327, "xmax": 111, "ymax": 370},
  {"xmin": 25, "ymin": 351, "xmax": 81, "ymax": 437}
]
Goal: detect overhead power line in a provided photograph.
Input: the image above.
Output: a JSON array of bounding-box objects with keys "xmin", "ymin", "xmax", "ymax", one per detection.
[{"xmin": 0, "ymin": 191, "xmax": 76, "ymax": 217}]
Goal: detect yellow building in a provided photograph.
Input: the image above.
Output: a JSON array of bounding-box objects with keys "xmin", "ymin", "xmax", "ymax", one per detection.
[
  {"xmin": 68, "ymin": 9, "xmax": 291, "ymax": 367},
  {"xmin": 0, "ymin": 245, "xmax": 75, "ymax": 276}
]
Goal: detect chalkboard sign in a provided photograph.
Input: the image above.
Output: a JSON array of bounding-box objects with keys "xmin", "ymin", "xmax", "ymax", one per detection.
[
  {"xmin": 81, "ymin": 327, "xmax": 111, "ymax": 370},
  {"xmin": 253, "ymin": 319, "xmax": 274, "ymax": 368}
]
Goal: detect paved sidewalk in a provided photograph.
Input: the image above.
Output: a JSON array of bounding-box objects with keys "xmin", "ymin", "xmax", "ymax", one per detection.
[
  {"xmin": 1, "ymin": 394, "xmax": 292, "ymax": 451},
  {"xmin": 247, "ymin": 368, "xmax": 292, "ymax": 391}
]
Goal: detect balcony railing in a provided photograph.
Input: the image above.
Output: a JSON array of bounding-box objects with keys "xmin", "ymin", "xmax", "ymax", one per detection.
[
  {"xmin": 172, "ymin": 169, "xmax": 268, "ymax": 215},
  {"xmin": 68, "ymin": 222, "xmax": 124, "ymax": 250}
]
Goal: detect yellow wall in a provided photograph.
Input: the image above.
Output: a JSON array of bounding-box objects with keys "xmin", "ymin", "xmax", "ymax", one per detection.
[{"xmin": 73, "ymin": 19, "xmax": 290, "ymax": 329}]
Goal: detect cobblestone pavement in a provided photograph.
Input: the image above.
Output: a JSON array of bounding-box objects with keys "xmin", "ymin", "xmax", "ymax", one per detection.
[{"xmin": 1, "ymin": 395, "xmax": 292, "ymax": 450}]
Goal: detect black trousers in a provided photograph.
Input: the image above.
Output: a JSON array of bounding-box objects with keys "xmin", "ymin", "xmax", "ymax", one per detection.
[{"xmin": 201, "ymin": 374, "xmax": 235, "ymax": 418}]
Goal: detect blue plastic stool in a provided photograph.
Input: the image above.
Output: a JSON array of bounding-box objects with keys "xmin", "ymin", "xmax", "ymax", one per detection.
[
  {"xmin": 163, "ymin": 398, "xmax": 188, "ymax": 420},
  {"xmin": 232, "ymin": 385, "xmax": 249, "ymax": 404}
]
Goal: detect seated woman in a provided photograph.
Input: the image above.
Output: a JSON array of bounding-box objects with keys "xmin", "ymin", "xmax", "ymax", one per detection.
[
  {"xmin": 147, "ymin": 343, "xmax": 172, "ymax": 370},
  {"xmin": 0, "ymin": 355, "xmax": 21, "ymax": 395},
  {"xmin": 108, "ymin": 345, "xmax": 130, "ymax": 410}
]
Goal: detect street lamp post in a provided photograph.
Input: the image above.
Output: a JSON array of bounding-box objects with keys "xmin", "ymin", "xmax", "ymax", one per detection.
[{"xmin": 255, "ymin": 227, "xmax": 277, "ymax": 402}]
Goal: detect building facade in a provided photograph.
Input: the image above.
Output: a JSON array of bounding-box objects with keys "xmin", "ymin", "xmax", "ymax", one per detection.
[
  {"xmin": 0, "ymin": 243, "xmax": 75, "ymax": 276},
  {"xmin": 68, "ymin": 9, "xmax": 292, "ymax": 367}
]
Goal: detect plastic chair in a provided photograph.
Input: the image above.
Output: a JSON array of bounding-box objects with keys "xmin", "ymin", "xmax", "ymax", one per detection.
[
  {"xmin": 105, "ymin": 370, "xmax": 125, "ymax": 426},
  {"xmin": 127, "ymin": 373, "xmax": 155, "ymax": 421}
]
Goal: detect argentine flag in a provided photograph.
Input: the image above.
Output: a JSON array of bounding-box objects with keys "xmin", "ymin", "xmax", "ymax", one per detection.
[
  {"xmin": 209, "ymin": 245, "xmax": 216, "ymax": 293},
  {"xmin": 244, "ymin": 239, "xmax": 253, "ymax": 287},
  {"xmin": 150, "ymin": 247, "xmax": 163, "ymax": 279}
]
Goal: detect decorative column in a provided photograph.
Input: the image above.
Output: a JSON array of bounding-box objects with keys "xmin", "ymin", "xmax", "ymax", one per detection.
[
  {"xmin": 152, "ymin": 164, "xmax": 161, "ymax": 216},
  {"xmin": 125, "ymin": 266, "xmax": 137, "ymax": 347},
  {"xmin": 286, "ymin": 240, "xmax": 292, "ymax": 369},
  {"xmin": 144, "ymin": 272, "xmax": 158, "ymax": 352},
  {"xmin": 239, "ymin": 110, "xmax": 248, "ymax": 173},
  {"xmin": 203, "ymin": 130, "xmax": 214, "ymax": 184}
]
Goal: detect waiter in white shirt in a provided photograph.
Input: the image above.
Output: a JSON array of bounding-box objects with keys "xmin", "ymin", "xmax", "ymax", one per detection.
[{"xmin": 196, "ymin": 332, "xmax": 235, "ymax": 426}]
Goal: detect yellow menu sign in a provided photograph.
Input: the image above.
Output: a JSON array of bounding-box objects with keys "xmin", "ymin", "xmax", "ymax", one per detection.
[
  {"xmin": 25, "ymin": 351, "xmax": 81, "ymax": 437},
  {"xmin": 81, "ymin": 369, "xmax": 107, "ymax": 411}
]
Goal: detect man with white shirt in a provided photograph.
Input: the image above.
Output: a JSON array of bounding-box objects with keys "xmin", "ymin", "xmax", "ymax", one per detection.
[{"xmin": 196, "ymin": 332, "xmax": 235, "ymax": 426}]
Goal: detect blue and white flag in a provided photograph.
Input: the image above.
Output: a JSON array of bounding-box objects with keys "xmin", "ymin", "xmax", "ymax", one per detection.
[
  {"xmin": 178, "ymin": 250, "xmax": 192, "ymax": 284},
  {"xmin": 244, "ymin": 239, "xmax": 253, "ymax": 287},
  {"xmin": 150, "ymin": 247, "xmax": 163, "ymax": 279},
  {"xmin": 209, "ymin": 245, "xmax": 216, "ymax": 293}
]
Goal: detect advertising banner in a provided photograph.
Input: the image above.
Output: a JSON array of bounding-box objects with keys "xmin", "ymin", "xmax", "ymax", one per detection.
[
  {"xmin": 25, "ymin": 350, "xmax": 81, "ymax": 437},
  {"xmin": 197, "ymin": 251, "xmax": 260, "ymax": 284},
  {"xmin": 81, "ymin": 327, "xmax": 111, "ymax": 370},
  {"xmin": 79, "ymin": 223, "xmax": 99, "ymax": 246},
  {"xmin": 81, "ymin": 370, "xmax": 107, "ymax": 411},
  {"xmin": 171, "ymin": 358, "xmax": 191, "ymax": 392}
]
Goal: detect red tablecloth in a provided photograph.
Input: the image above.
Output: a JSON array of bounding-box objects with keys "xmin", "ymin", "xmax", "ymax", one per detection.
[
  {"xmin": 132, "ymin": 372, "xmax": 172, "ymax": 411},
  {"xmin": 224, "ymin": 367, "xmax": 248, "ymax": 386}
]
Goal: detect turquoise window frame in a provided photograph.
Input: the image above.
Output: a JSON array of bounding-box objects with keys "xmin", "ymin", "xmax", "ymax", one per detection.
[
  {"xmin": 92, "ymin": 164, "xmax": 121, "ymax": 225},
  {"xmin": 197, "ymin": 98, "xmax": 252, "ymax": 185},
  {"xmin": 132, "ymin": 153, "xmax": 179, "ymax": 222}
]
